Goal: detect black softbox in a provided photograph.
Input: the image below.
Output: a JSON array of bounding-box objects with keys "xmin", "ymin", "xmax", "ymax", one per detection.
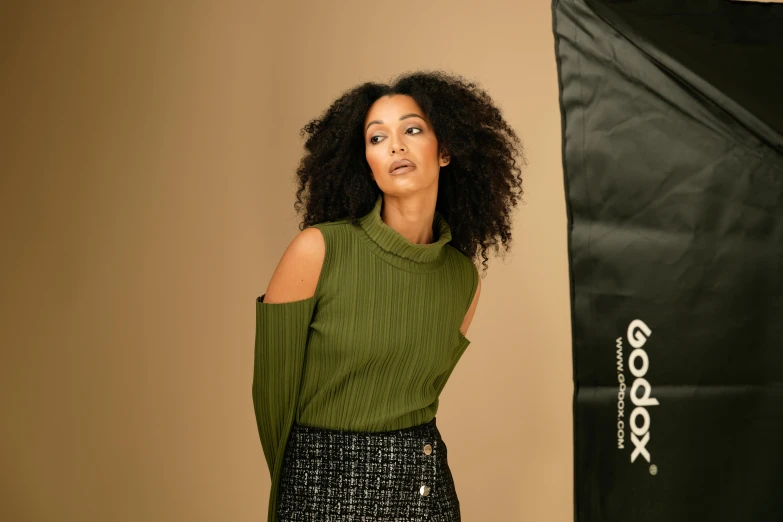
[{"xmin": 552, "ymin": 0, "xmax": 783, "ymax": 520}]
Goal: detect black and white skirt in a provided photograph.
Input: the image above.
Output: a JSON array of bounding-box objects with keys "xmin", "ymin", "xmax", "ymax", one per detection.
[{"xmin": 276, "ymin": 416, "xmax": 461, "ymax": 522}]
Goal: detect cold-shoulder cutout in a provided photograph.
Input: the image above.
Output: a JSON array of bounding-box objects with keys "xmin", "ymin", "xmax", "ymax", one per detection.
[
  {"xmin": 262, "ymin": 227, "xmax": 325, "ymax": 304},
  {"xmin": 459, "ymin": 266, "xmax": 481, "ymax": 337}
]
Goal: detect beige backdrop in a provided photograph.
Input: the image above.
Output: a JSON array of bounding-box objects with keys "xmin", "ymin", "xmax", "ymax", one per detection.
[{"xmin": 0, "ymin": 1, "xmax": 572, "ymax": 520}]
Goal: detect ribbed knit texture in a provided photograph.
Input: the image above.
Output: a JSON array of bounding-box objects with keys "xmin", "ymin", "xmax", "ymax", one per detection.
[{"xmin": 252, "ymin": 193, "xmax": 478, "ymax": 522}]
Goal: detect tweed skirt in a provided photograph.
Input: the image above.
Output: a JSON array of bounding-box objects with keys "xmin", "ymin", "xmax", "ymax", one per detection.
[{"xmin": 276, "ymin": 416, "xmax": 460, "ymax": 522}]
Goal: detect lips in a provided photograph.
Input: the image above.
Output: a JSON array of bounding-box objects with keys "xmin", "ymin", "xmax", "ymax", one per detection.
[{"xmin": 389, "ymin": 159, "xmax": 415, "ymax": 173}]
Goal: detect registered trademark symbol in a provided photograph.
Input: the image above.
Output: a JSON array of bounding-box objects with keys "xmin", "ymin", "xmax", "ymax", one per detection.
[{"xmin": 649, "ymin": 464, "xmax": 658, "ymax": 475}]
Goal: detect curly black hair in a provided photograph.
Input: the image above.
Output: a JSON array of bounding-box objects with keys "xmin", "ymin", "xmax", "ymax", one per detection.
[{"xmin": 293, "ymin": 70, "xmax": 526, "ymax": 275}]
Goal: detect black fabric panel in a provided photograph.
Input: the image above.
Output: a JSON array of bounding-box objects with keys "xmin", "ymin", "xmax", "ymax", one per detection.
[
  {"xmin": 587, "ymin": 0, "xmax": 783, "ymax": 144},
  {"xmin": 552, "ymin": 0, "xmax": 783, "ymax": 520}
]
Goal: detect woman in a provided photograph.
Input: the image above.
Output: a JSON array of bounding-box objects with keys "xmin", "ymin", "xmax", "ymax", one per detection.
[{"xmin": 252, "ymin": 70, "xmax": 525, "ymax": 522}]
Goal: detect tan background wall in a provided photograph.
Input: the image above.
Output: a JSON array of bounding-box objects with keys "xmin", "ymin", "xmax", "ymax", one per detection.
[{"xmin": 0, "ymin": 1, "xmax": 572, "ymax": 521}]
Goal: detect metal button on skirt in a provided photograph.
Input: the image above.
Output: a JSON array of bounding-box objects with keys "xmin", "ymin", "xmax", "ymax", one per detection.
[{"xmin": 276, "ymin": 416, "xmax": 460, "ymax": 521}]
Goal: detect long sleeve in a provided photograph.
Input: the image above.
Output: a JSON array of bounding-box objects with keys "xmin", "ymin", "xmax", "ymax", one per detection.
[{"xmin": 252, "ymin": 293, "xmax": 317, "ymax": 522}]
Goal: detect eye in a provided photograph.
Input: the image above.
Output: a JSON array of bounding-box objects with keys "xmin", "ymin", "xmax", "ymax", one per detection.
[{"xmin": 368, "ymin": 127, "xmax": 422, "ymax": 145}]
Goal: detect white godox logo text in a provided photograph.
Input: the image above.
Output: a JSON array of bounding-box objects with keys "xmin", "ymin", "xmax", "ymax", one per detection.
[{"xmin": 627, "ymin": 319, "xmax": 658, "ymax": 463}]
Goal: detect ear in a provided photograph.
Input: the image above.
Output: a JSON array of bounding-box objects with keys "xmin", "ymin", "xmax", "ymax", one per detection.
[{"xmin": 439, "ymin": 149, "xmax": 451, "ymax": 167}]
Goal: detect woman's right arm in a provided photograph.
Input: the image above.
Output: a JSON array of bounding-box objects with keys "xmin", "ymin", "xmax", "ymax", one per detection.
[{"xmin": 252, "ymin": 226, "xmax": 326, "ymax": 518}]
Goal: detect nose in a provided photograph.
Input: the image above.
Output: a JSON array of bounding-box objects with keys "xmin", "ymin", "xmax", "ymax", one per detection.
[{"xmin": 390, "ymin": 133, "xmax": 406, "ymax": 154}]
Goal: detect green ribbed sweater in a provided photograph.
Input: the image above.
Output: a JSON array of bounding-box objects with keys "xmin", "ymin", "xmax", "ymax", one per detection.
[{"xmin": 252, "ymin": 193, "xmax": 479, "ymax": 522}]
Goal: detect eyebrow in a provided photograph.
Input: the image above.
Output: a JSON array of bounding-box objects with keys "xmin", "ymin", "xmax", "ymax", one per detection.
[{"xmin": 365, "ymin": 113, "xmax": 425, "ymax": 132}]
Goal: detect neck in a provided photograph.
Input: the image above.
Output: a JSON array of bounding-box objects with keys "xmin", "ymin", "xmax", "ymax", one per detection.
[{"xmin": 380, "ymin": 193, "xmax": 438, "ymax": 245}]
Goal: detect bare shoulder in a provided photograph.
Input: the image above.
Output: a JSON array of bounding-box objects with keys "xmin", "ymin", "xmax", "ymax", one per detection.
[
  {"xmin": 262, "ymin": 227, "xmax": 325, "ymax": 304},
  {"xmin": 459, "ymin": 267, "xmax": 482, "ymax": 337}
]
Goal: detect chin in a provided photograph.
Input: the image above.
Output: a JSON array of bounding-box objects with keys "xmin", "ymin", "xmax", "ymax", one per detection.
[{"xmin": 375, "ymin": 173, "xmax": 438, "ymax": 195}]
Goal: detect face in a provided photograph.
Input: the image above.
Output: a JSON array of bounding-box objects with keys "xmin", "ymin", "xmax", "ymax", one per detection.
[{"xmin": 363, "ymin": 94, "xmax": 450, "ymax": 197}]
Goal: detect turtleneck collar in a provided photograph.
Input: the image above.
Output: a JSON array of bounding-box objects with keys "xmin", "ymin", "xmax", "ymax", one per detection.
[{"xmin": 354, "ymin": 193, "xmax": 452, "ymax": 272}]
